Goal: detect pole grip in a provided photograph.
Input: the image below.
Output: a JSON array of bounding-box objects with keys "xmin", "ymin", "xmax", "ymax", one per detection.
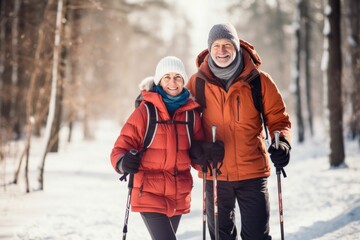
[
  {"xmin": 129, "ymin": 149, "xmax": 138, "ymax": 155},
  {"xmin": 211, "ymin": 125, "xmax": 217, "ymax": 169},
  {"xmin": 212, "ymin": 125, "xmax": 217, "ymax": 143},
  {"xmin": 274, "ymin": 131, "xmax": 280, "ymax": 150},
  {"xmin": 129, "ymin": 150, "xmax": 138, "ymax": 188}
]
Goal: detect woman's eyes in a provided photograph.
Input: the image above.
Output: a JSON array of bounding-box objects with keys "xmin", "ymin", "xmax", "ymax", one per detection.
[{"xmin": 163, "ymin": 76, "xmax": 182, "ymax": 82}]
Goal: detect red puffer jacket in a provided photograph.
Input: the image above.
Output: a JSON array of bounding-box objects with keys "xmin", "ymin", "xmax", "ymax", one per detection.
[{"xmin": 111, "ymin": 82, "xmax": 203, "ymax": 217}]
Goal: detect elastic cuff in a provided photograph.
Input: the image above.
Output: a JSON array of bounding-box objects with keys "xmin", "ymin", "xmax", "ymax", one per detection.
[
  {"xmin": 115, "ymin": 155, "xmax": 125, "ymax": 174},
  {"xmin": 279, "ymin": 137, "xmax": 291, "ymax": 150}
]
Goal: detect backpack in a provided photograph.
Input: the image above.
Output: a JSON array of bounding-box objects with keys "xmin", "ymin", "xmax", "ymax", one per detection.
[
  {"xmin": 195, "ymin": 75, "xmax": 269, "ymax": 140},
  {"xmin": 135, "ymin": 87, "xmax": 195, "ymax": 150},
  {"xmin": 119, "ymin": 94, "xmax": 195, "ymax": 182}
]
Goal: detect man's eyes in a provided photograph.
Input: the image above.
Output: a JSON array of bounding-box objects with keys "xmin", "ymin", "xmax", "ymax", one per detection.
[{"xmin": 213, "ymin": 44, "xmax": 232, "ymax": 48}]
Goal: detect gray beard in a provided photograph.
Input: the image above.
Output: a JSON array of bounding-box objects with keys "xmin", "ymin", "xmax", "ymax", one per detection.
[{"xmin": 208, "ymin": 50, "xmax": 243, "ymax": 90}]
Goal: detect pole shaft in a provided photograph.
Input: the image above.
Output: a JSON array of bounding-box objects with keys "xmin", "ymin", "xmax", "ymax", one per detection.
[
  {"xmin": 274, "ymin": 131, "xmax": 284, "ymax": 240},
  {"xmin": 211, "ymin": 125, "xmax": 219, "ymax": 240},
  {"xmin": 203, "ymin": 170, "xmax": 207, "ymax": 240}
]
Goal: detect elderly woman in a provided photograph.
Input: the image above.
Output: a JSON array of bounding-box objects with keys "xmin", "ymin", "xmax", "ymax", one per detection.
[{"xmin": 110, "ymin": 56, "xmax": 204, "ymax": 240}]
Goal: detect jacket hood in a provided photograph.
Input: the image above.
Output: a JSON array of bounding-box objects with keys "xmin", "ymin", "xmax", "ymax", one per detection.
[
  {"xmin": 195, "ymin": 39, "xmax": 262, "ymax": 83},
  {"xmin": 196, "ymin": 39, "xmax": 261, "ymax": 68},
  {"xmin": 139, "ymin": 76, "xmax": 156, "ymax": 91}
]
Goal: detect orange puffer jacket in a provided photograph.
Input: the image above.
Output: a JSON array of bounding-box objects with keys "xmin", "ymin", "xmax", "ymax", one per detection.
[
  {"xmin": 111, "ymin": 83, "xmax": 203, "ymax": 217},
  {"xmin": 186, "ymin": 39, "xmax": 291, "ymax": 181}
]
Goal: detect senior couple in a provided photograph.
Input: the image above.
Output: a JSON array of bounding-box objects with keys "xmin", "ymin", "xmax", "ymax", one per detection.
[{"xmin": 111, "ymin": 23, "xmax": 291, "ymax": 240}]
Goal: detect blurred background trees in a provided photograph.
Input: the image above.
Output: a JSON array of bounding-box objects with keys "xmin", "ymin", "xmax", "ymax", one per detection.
[{"xmin": 0, "ymin": 0, "xmax": 359, "ymax": 191}]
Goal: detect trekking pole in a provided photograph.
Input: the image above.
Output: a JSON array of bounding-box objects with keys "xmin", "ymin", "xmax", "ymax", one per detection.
[
  {"xmin": 211, "ymin": 125, "xmax": 219, "ymax": 240},
  {"xmin": 274, "ymin": 131, "xmax": 285, "ymax": 240},
  {"xmin": 202, "ymin": 164, "xmax": 207, "ymax": 240},
  {"xmin": 121, "ymin": 149, "xmax": 137, "ymax": 240}
]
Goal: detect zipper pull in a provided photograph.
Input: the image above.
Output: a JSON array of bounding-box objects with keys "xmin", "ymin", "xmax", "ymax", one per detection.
[
  {"xmin": 139, "ymin": 185, "xmax": 143, "ymax": 197},
  {"xmin": 174, "ymin": 167, "xmax": 178, "ymax": 176}
]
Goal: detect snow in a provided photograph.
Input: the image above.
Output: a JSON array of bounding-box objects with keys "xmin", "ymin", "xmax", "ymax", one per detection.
[{"xmin": 1, "ymin": 120, "xmax": 359, "ymax": 240}]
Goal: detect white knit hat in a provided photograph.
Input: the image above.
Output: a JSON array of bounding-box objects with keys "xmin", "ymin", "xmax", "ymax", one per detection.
[{"xmin": 153, "ymin": 56, "xmax": 188, "ymax": 85}]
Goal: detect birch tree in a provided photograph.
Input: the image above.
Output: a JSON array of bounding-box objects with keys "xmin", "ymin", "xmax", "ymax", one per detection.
[{"xmin": 38, "ymin": 0, "xmax": 64, "ymax": 190}]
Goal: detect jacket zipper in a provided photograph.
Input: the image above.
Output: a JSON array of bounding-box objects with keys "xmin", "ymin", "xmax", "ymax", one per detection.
[{"xmin": 236, "ymin": 96, "xmax": 240, "ymax": 122}]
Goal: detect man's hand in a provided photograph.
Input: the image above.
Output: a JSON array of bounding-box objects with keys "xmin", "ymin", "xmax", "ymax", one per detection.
[
  {"xmin": 268, "ymin": 137, "xmax": 291, "ymax": 169},
  {"xmin": 202, "ymin": 140, "xmax": 225, "ymax": 164}
]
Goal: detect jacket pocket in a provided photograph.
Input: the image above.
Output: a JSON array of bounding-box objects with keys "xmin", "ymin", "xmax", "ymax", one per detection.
[
  {"xmin": 142, "ymin": 172, "xmax": 165, "ymax": 196},
  {"xmin": 176, "ymin": 171, "xmax": 193, "ymax": 194},
  {"xmin": 257, "ymin": 146, "xmax": 268, "ymax": 170}
]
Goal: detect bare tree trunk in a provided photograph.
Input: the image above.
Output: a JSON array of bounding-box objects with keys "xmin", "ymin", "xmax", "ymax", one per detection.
[
  {"xmin": 1, "ymin": 0, "xmax": 20, "ymax": 190},
  {"xmin": 1, "ymin": 147, "xmax": 4, "ymax": 191},
  {"xmin": 325, "ymin": 0, "xmax": 345, "ymax": 166},
  {"xmin": 0, "ymin": 0, "xmax": 4, "ymax": 81},
  {"xmin": 344, "ymin": 0, "xmax": 360, "ymax": 144},
  {"xmin": 13, "ymin": 144, "xmax": 26, "ymax": 184},
  {"xmin": 24, "ymin": 0, "xmax": 53, "ymax": 193},
  {"xmin": 49, "ymin": 0, "xmax": 69, "ymax": 152},
  {"xmin": 25, "ymin": 144, "xmax": 30, "ymax": 193},
  {"xmin": 10, "ymin": 0, "xmax": 20, "ymax": 137},
  {"xmin": 275, "ymin": 0, "xmax": 286, "ymax": 79},
  {"xmin": 83, "ymin": 106, "xmax": 93, "ymax": 140},
  {"xmin": 294, "ymin": 0, "xmax": 305, "ymax": 143},
  {"xmin": 303, "ymin": 0, "xmax": 314, "ymax": 136},
  {"xmin": 0, "ymin": 0, "xmax": 20, "ymax": 138},
  {"xmin": 24, "ymin": 117, "xmax": 34, "ymax": 193},
  {"xmin": 66, "ymin": 4, "xmax": 82, "ymax": 143},
  {"xmin": 0, "ymin": 0, "xmax": 6, "ymax": 187},
  {"xmin": 15, "ymin": 1, "xmax": 45, "ymax": 141},
  {"xmin": 1, "ymin": 1, "xmax": 13, "ymax": 132},
  {"xmin": 38, "ymin": 0, "xmax": 64, "ymax": 190},
  {"xmin": 49, "ymin": 53, "xmax": 64, "ymax": 153}
]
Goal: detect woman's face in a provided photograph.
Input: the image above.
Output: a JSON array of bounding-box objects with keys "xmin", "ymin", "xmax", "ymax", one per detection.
[{"xmin": 159, "ymin": 72, "xmax": 184, "ymax": 96}]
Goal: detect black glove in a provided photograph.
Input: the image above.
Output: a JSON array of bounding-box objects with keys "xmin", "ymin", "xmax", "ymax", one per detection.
[
  {"xmin": 202, "ymin": 140, "xmax": 225, "ymax": 165},
  {"xmin": 190, "ymin": 141, "xmax": 208, "ymax": 167},
  {"xmin": 120, "ymin": 150, "xmax": 141, "ymax": 174},
  {"xmin": 268, "ymin": 137, "xmax": 291, "ymax": 170}
]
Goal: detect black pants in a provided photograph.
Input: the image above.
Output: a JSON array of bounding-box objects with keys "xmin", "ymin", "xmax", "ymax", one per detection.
[
  {"xmin": 206, "ymin": 178, "xmax": 271, "ymax": 240},
  {"xmin": 140, "ymin": 212, "xmax": 182, "ymax": 240}
]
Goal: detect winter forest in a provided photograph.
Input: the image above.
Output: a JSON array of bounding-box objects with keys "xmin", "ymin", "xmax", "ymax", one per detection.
[{"xmin": 1, "ymin": 0, "xmax": 360, "ymax": 240}]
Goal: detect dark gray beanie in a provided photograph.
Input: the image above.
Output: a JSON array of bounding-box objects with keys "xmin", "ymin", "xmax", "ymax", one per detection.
[{"xmin": 208, "ymin": 23, "xmax": 240, "ymax": 52}]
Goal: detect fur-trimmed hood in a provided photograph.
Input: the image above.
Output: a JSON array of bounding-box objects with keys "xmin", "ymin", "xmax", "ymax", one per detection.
[{"xmin": 139, "ymin": 76, "xmax": 155, "ymax": 91}]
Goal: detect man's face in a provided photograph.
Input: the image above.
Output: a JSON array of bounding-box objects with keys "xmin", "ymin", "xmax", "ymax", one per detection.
[{"xmin": 210, "ymin": 39, "xmax": 237, "ymax": 68}]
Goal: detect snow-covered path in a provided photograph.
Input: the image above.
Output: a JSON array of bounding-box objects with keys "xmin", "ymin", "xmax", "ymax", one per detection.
[{"xmin": 1, "ymin": 121, "xmax": 359, "ymax": 240}]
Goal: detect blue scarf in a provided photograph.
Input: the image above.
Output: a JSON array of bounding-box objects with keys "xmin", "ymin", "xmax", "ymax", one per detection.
[{"xmin": 156, "ymin": 85, "xmax": 190, "ymax": 116}]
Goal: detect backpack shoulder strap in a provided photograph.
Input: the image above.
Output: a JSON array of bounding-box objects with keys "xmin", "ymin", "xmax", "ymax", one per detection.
[
  {"xmin": 195, "ymin": 77, "xmax": 206, "ymax": 112},
  {"xmin": 196, "ymin": 74, "xmax": 268, "ymax": 139},
  {"xmin": 250, "ymin": 75, "xmax": 269, "ymax": 140},
  {"xmin": 186, "ymin": 110, "xmax": 195, "ymax": 146},
  {"xmin": 143, "ymin": 102, "xmax": 158, "ymax": 149},
  {"xmin": 135, "ymin": 93, "xmax": 143, "ymax": 108}
]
